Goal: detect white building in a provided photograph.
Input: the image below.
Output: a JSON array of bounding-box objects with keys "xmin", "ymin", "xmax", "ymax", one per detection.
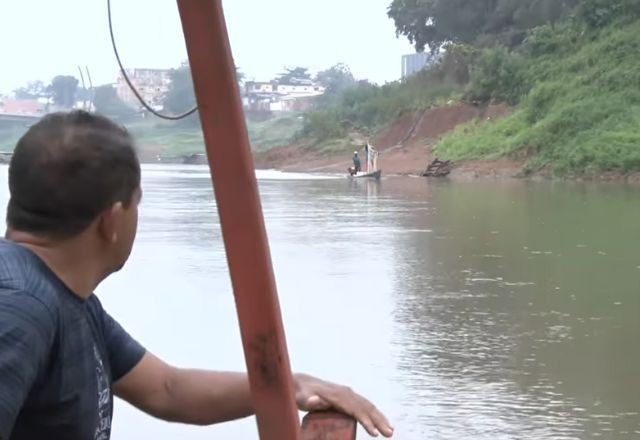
[
  {"xmin": 401, "ymin": 52, "xmax": 438, "ymax": 78},
  {"xmin": 244, "ymin": 80, "xmax": 325, "ymax": 113},
  {"xmin": 116, "ymin": 68, "xmax": 171, "ymax": 109}
]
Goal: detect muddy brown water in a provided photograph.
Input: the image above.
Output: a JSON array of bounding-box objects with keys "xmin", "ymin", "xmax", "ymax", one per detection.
[{"xmin": 1, "ymin": 165, "xmax": 638, "ymax": 439}]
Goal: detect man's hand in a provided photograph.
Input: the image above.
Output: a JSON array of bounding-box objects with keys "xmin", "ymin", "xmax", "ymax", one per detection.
[
  {"xmin": 293, "ymin": 373, "xmax": 394, "ymax": 438},
  {"xmin": 115, "ymin": 353, "xmax": 394, "ymax": 436}
]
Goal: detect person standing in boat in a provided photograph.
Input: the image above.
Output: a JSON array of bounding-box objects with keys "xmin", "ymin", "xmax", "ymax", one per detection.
[
  {"xmin": 0, "ymin": 111, "xmax": 394, "ymax": 440},
  {"xmin": 352, "ymin": 151, "xmax": 362, "ymax": 174},
  {"xmin": 364, "ymin": 141, "xmax": 369, "ymax": 171}
]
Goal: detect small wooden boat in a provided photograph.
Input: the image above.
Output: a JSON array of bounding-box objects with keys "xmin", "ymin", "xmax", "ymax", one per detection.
[
  {"xmin": 348, "ymin": 145, "xmax": 381, "ymax": 179},
  {"xmin": 349, "ymin": 169, "xmax": 382, "ymax": 179}
]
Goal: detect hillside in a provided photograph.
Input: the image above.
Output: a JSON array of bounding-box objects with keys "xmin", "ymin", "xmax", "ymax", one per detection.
[
  {"xmin": 253, "ymin": 103, "xmax": 512, "ymax": 175},
  {"xmin": 436, "ymin": 17, "xmax": 640, "ymax": 177},
  {"xmin": 259, "ymin": 2, "xmax": 640, "ymax": 180}
]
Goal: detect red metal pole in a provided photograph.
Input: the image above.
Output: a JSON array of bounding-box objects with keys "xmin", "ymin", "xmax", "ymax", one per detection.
[{"xmin": 175, "ymin": 1, "xmax": 300, "ymax": 439}]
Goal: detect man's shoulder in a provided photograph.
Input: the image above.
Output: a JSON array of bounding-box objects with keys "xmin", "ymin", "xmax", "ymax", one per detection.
[
  {"xmin": 0, "ymin": 240, "xmax": 62, "ymax": 316},
  {"xmin": 0, "ymin": 239, "xmax": 33, "ymax": 290}
]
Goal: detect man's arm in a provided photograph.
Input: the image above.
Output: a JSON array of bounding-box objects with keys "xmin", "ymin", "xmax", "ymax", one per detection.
[
  {"xmin": 113, "ymin": 352, "xmax": 394, "ymax": 437},
  {"xmin": 113, "ymin": 352, "xmax": 253, "ymax": 425}
]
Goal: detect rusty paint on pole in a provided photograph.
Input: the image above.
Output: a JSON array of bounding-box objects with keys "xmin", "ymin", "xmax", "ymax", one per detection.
[
  {"xmin": 301, "ymin": 412, "xmax": 358, "ymax": 440},
  {"xmin": 175, "ymin": 1, "xmax": 300, "ymax": 439}
]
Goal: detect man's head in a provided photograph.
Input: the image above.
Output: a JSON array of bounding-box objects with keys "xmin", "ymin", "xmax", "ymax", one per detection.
[{"xmin": 7, "ymin": 110, "xmax": 141, "ymax": 273}]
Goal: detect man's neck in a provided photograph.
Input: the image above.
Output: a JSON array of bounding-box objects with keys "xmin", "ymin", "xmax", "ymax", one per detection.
[{"xmin": 6, "ymin": 230, "xmax": 104, "ymax": 300}]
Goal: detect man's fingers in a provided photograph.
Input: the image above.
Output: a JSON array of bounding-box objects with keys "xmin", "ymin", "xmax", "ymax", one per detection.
[
  {"xmin": 355, "ymin": 411, "xmax": 379, "ymax": 437},
  {"xmin": 344, "ymin": 396, "xmax": 392, "ymax": 438},
  {"xmin": 370, "ymin": 407, "xmax": 394, "ymax": 437},
  {"xmin": 351, "ymin": 397, "xmax": 393, "ymax": 438}
]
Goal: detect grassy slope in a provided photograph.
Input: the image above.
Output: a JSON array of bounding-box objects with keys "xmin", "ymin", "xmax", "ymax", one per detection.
[
  {"xmin": 247, "ymin": 114, "xmax": 304, "ymax": 152},
  {"xmin": 0, "ymin": 114, "xmax": 302, "ymax": 162},
  {"xmin": 128, "ymin": 114, "xmax": 303, "ymax": 159},
  {"xmin": 0, "ymin": 126, "xmax": 28, "ymax": 152},
  {"xmin": 436, "ymin": 19, "xmax": 640, "ymax": 175}
]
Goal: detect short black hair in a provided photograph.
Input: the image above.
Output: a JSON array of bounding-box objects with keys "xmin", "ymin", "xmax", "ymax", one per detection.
[{"xmin": 7, "ymin": 111, "xmax": 140, "ymax": 239}]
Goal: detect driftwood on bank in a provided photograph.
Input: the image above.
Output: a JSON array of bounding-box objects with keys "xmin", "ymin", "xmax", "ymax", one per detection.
[{"xmin": 422, "ymin": 158, "xmax": 452, "ymax": 177}]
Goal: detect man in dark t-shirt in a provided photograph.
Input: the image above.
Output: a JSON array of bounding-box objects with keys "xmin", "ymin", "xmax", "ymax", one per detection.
[
  {"xmin": 0, "ymin": 111, "xmax": 394, "ymax": 439},
  {"xmin": 0, "ymin": 240, "xmax": 144, "ymax": 440}
]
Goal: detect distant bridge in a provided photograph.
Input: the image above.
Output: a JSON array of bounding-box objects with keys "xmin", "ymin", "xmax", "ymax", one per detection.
[
  {"xmin": 0, "ymin": 113, "xmax": 41, "ymax": 124},
  {"xmin": 0, "ymin": 151, "xmax": 12, "ymax": 163}
]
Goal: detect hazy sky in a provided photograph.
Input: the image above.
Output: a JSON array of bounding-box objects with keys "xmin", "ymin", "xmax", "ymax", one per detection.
[{"xmin": 1, "ymin": 0, "xmax": 416, "ymax": 94}]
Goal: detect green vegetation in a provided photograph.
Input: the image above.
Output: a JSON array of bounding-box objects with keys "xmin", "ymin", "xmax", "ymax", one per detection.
[
  {"xmin": 437, "ymin": 3, "xmax": 640, "ymax": 175},
  {"xmin": 0, "ymin": 125, "xmax": 26, "ymax": 152},
  {"xmin": 246, "ymin": 114, "xmax": 304, "ymax": 151},
  {"xmin": 93, "ymin": 85, "xmax": 135, "ymax": 120},
  {"xmin": 302, "ymin": 56, "xmax": 467, "ymax": 143},
  {"xmin": 0, "ymin": 115, "xmax": 301, "ymax": 161},
  {"xmin": 127, "ymin": 122, "xmax": 204, "ymax": 159},
  {"xmin": 126, "ymin": 114, "xmax": 302, "ymax": 159},
  {"xmin": 48, "ymin": 75, "xmax": 79, "ymax": 108},
  {"xmin": 387, "ymin": 0, "xmax": 580, "ymax": 51}
]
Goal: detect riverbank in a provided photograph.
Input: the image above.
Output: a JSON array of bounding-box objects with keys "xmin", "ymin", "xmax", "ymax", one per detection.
[
  {"xmin": 253, "ymin": 103, "xmax": 528, "ymax": 178},
  {"xmin": 254, "ymin": 103, "xmax": 502, "ymax": 174},
  {"xmin": 253, "ymin": 101, "xmax": 640, "ymax": 183}
]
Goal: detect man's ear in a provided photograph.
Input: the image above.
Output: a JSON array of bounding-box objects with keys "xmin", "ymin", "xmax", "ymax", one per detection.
[{"xmin": 98, "ymin": 202, "xmax": 125, "ymax": 244}]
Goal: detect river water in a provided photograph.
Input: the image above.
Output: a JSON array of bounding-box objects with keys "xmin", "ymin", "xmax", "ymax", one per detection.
[{"xmin": 1, "ymin": 164, "xmax": 639, "ymax": 439}]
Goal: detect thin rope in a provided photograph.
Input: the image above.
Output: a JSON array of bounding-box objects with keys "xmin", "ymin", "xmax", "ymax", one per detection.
[{"xmin": 107, "ymin": 0, "xmax": 198, "ymax": 120}]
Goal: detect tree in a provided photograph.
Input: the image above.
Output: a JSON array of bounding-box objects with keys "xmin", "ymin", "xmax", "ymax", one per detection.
[
  {"xmin": 276, "ymin": 67, "xmax": 311, "ymax": 84},
  {"xmin": 577, "ymin": 0, "xmax": 640, "ymax": 28},
  {"xmin": 163, "ymin": 63, "xmax": 196, "ymax": 115},
  {"xmin": 315, "ymin": 63, "xmax": 356, "ymax": 106},
  {"xmin": 14, "ymin": 80, "xmax": 47, "ymax": 100},
  {"xmin": 164, "ymin": 62, "xmax": 245, "ymax": 115},
  {"xmin": 93, "ymin": 85, "xmax": 133, "ymax": 118},
  {"xmin": 235, "ymin": 67, "xmax": 245, "ymax": 85},
  {"xmin": 48, "ymin": 75, "xmax": 79, "ymax": 108},
  {"xmin": 387, "ymin": 0, "xmax": 581, "ymax": 52}
]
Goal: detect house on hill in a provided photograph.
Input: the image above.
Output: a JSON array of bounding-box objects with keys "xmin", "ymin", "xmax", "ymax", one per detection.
[
  {"xmin": 0, "ymin": 98, "xmax": 47, "ymax": 115},
  {"xmin": 243, "ymin": 79, "xmax": 325, "ymax": 113}
]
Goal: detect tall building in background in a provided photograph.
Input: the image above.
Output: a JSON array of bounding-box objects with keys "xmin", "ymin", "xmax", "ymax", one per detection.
[
  {"xmin": 401, "ymin": 52, "xmax": 435, "ymax": 78},
  {"xmin": 116, "ymin": 68, "xmax": 171, "ymax": 110}
]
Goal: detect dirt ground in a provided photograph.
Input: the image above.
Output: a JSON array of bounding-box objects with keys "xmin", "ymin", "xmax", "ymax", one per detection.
[{"xmin": 252, "ymin": 103, "xmax": 524, "ymax": 179}]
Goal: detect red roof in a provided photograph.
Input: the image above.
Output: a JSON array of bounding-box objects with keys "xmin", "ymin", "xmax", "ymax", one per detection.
[{"xmin": 1, "ymin": 99, "xmax": 45, "ymax": 114}]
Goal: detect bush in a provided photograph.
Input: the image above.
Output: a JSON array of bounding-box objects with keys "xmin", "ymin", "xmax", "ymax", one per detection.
[
  {"xmin": 302, "ymin": 110, "xmax": 344, "ymax": 140},
  {"xmin": 523, "ymin": 81, "xmax": 566, "ymax": 123},
  {"xmin": 467, "ymin": 46, "xmax": 528, "ymax": 105},
  {"xmin": 524, "ymin": 24, "xmax": 572, "ymax": 56},
  {"xmin": 300, "ymin": 55, "xmax": 467, "ymax": 143}
]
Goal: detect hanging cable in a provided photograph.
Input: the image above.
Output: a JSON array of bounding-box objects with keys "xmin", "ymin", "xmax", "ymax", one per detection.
[{"xmin": 107, "ymin": 0, "xmax": 198, "ymax": 120}]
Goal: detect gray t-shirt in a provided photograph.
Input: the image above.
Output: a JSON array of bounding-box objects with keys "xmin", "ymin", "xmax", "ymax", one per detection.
[{"xmin": 0, "ymin": 239, "xmax": 146, "ymax": 440}]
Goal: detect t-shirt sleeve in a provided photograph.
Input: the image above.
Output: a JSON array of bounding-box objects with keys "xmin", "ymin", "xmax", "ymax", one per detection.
[
  {"xmin": 97, "ymin": 303, "xmax": 146, "ymax": 382},
  {"xmin": 0, "ymin": 289, "xmax": 55, "ymax": 440}
]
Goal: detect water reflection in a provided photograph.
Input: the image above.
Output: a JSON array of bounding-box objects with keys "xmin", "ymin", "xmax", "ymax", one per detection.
[{"xmin": 388, "ymin": 179, "xmax": 640, "ymax": 438}]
